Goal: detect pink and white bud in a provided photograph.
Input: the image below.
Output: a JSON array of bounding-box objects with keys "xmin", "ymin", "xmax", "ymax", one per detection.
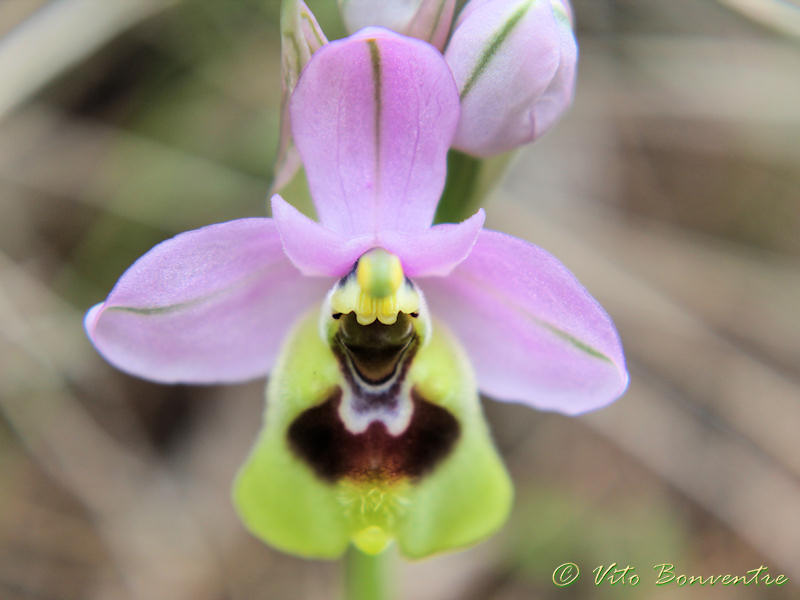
[
  {"xmin": 446, "ymin": 0, "xmax": 577, "ymax": 156},
  {"xmin": 339, "ymin": 0, "xmax": 422, "ymax": 33},
  {"xmin": 339, "ymin": 0, "xmax": 456, "ymax": 50}
]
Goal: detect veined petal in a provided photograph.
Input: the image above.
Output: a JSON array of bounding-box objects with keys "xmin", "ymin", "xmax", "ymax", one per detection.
[
  {"xmin": 446, "ymin": 0, "xmax": 563, "ymax": 156},
  {"xmin": 422, "ymin": 230, "xmax": 628, "ymax": 414},
  {"xmin": 338, "ymin": 0, "xmax": 422, "ymax": 34},
  {"xmin": 290, "ymin": 27, "xmax": 460, "ymax": 236},
  {"xmin": 380, "ymin": 209, "xmax": 485, "ymax": 277},
  {"xmin": 406, "ymin": 0, "xmax": 457, "ymax": 50},
  {"xmin": 281, "ymin": 0, "xmax": 327, "ymax": 92},
  {"xmin": 338, "ymin": 0, "xmax": 456, "ymax": 51},
  {"xmin": 85, "ymin": 219, "xmax": 329, "ymax": 384},
  {"xmin": 271, "ymin": 195, "xmax": 373, "ymax": 276}
]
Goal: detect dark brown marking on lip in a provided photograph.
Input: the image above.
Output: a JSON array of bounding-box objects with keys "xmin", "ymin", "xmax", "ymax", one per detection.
[{"xmin": 287, "ymin": 388, "xmax": 460, "ymax": 483}]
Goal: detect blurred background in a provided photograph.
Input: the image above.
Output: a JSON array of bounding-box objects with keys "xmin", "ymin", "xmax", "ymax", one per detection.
[{"xmin": 1, "ymin": 0, "xmax": 799, "ymax": 598}]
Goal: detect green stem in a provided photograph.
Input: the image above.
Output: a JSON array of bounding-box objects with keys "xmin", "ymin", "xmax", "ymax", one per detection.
[
  {"xmin": 344, "ymin": 546, "xmax": 391, "ymax": 600},
  {"xmin": 434, "ymin": 149, "xmax": 516, "ymax": 224}
]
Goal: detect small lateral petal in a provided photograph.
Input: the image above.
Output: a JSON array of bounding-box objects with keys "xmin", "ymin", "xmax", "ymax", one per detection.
[
  {"xmin": 422, "ymin": 229, "xmax": 628, "ymax": 414},
  {"xmin": 85, "ymin": 219, "xmax": 330, "ymax": 384},
  {"xmin": 271, "ymin": 195, "xmax": 372, "ymax": 277},
  {"xmin": 380, "ymin": 209, "xmax": 485, "ymax": 277},
  {"xmin": 290, "ymin": 27, "xmax": 460, "ymax": 236}
]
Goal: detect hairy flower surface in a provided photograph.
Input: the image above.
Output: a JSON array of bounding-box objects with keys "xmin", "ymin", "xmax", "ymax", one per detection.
[{"xmin": 85, "ymin": 28, "xmax": 626, "ymax": 558}]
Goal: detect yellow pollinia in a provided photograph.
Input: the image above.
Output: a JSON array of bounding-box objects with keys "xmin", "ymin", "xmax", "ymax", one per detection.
[{"xmin": 330, "ymin": 248, "xmax": 419, "ymax": 325}]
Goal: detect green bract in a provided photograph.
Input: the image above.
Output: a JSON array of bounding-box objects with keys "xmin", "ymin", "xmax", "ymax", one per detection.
[{"xmin": 233, "ymin": 308, "xmax": 512, "ymax": 559}]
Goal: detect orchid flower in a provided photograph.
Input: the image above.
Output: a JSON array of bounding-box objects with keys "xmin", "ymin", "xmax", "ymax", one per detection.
[
  {"xmin": 85, "ymin": 28, "xmax": 627, "ymax": 558},
  {"xmin": 339, "ymin": 0, "xmax": 578, "ymax": 156}
]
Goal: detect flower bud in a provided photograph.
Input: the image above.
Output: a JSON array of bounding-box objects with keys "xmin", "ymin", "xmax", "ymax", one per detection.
[
  {"xmin": 446, "ymin": 0, "xmax": 577, "ymax": 156},
  {"xmin": 272, "ymin": 0, "xmax": 328, "ymax": 192},
  {"xmin": 339, "ymin": 0, "xmax": 422, "ymax": 33},
  {"xmin": 339, "ymin": 0, "xmax": 456, "ymax": 50}
]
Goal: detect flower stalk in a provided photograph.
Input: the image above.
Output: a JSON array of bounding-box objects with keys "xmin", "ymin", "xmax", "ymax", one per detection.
[
  {"xmin": 345, "ymin": 546, "xmax": 392, "ymax": 600},
  {"xmin": 434, "ymin": 149, "xmax": 515, "ymax": 224}
]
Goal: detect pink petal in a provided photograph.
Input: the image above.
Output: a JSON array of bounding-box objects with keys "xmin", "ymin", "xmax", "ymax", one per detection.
[
  {"xmin": 422, "ymin": 230, "xmax": 628, "ymax": 414},
  {"xmin": 532, "ymin": 0, "xmax": 578, "ymax": 137},
  {"xmin": 380, "ymin": 209, "xmax": 485, "ymax": 277},
  {"xmin": 273, "ymin": 197, "xmax": 482, "ymax": 278},
  {"xmin": 271, "ymin": 195, "xmax": 373, "ymax": 276},
  {"xmin": 85, "ymin": 219, "xmax": 329, "ymax": 384},
  {"xmin": 290, "ymin": 27, "xmax": 460, "ymax": 236}
]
